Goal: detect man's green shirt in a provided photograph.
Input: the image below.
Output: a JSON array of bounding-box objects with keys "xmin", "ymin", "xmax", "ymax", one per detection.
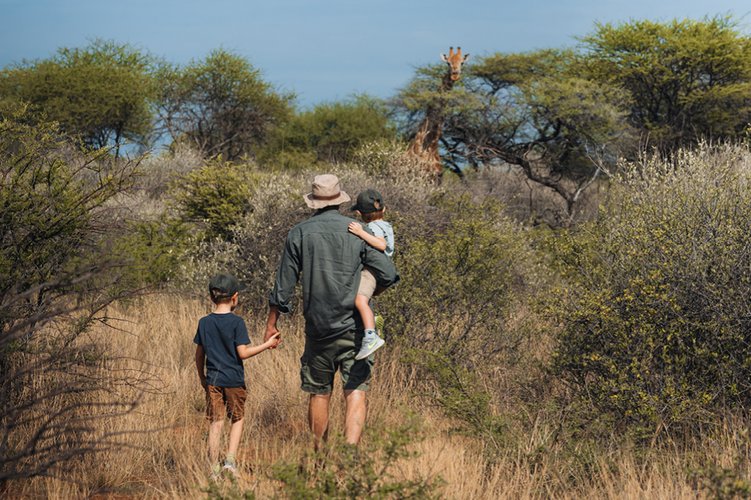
[{"xmin": 269, "ymin": 207, "xmax": 399, "ymax": 341}]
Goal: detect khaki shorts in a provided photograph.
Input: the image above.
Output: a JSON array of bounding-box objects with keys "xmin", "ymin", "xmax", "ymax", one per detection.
[
  {"xmin": 300, "ymin": 330, "xmax": 373, "ymax": 394},
  {"xmin": 206, "ymin": 385, "xmax": 247, "ymax": 423},
  {"xmin": 357, "ymin": 267, "xmax": 377, "ymax": 299}
]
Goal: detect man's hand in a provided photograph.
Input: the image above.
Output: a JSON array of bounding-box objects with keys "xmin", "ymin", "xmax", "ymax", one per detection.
[
  {"xmin": 199, "ymin": 376, "xmax": 208, "ymax": 391},
  {"xmin": 348, "ymin": 221, "xmax": 365, "ymax": 238},
  {"xmin": 265, "ymin": 305, "xmax": 282, "ymax": 348}
]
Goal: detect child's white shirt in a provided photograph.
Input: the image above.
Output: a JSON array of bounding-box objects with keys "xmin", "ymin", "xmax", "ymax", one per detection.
[{"xmin": 367, "ymin": 220, "xmax": 394, "ymax": 258}]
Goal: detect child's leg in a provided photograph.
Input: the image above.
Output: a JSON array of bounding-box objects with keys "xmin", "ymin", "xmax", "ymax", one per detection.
[
  {"xmin": 224, "ymin": 387, "xmax": 247, "ymax": 469},
  {"xmin": 355, "ymin": 293, "xmax": 375, "ymax": 330},
  {"xmin": 356, "ymin": 268, "xmax": 377, "ymax": 331},
  {"xmin": 227, "ymin": 418, "xmax": 244, "ymax": 461},
  {"xmin": 208, "ymin": 420, "xmax": 224, "ymax": 464},
  {"xmin": 354, "ymin": 269, "xmax": 385, "ymax": 360},
  {"xmin": 206, "ymin": 386, "xmax": 225, "ymax": 466}
]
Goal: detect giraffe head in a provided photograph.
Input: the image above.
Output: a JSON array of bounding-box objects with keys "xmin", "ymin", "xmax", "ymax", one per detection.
[{"xmin": 441, "ymin": 46, "xmax": 469, "ymax": 81}]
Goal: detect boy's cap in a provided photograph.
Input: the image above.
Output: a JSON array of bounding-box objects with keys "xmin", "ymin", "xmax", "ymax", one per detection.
[
  {"xmin": 351, "ymin": 189, "xmax": 385, "ymax": 214},
  {"xmin": 209, "ymin": 274, "xmax": 242, "ymax": 300}
]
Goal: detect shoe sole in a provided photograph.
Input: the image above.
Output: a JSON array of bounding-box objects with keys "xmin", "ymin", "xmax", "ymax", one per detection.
[{"xmin": 355, "ymin": 337, "xmax": 385, "ymax": 360}]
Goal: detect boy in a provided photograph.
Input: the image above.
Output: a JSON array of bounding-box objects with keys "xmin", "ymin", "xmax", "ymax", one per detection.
[
  {"xmin": 194, "ymin": 273, "xmax": 280, "ymax": 478},
  {"xmin": 347, "ymin": 189, "xmax": 395, "ymax": 360}
]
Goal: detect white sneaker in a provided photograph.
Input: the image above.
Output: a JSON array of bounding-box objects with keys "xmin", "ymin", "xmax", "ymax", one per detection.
[
  {"xmin": 222, "ymin": 462, "xmax": 238, "ymax": 478},
  {"xmin": 355, "ymin": 331, "xmax": 385, "ymax": 360}
]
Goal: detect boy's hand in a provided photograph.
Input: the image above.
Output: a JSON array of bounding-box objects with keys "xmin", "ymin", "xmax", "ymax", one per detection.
[
  {"xmin": 266, "ymin": 332, "xmax": 281, "ymax": 349},
  {"xmin": 264, "ymin": 324, "xmax": 280, "ymax": 348},
  {"xmin": 199, "ymin": 376, "xmax": 208, "ymax": 391},
  {"xmin": 348, "ymin": 222, "xmax": 365, "ymax": 237}
]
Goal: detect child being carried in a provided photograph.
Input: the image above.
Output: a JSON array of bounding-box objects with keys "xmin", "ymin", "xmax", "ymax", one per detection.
[{"xmin": 348, "ymin": 189, "xmax": 394, "ymax": 360}]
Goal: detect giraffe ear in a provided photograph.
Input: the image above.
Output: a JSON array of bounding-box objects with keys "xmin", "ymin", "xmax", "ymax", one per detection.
[
  {"xmin": 441, "ymin": 53, "xmax": 449, "ymax": 63},
  {"xmin": 463, "ymin": 54, "xmax": 470, "ymax": 62}
]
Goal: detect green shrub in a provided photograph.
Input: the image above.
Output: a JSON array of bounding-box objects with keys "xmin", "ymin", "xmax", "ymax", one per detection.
[
  {"xmin": 379, "ymin": 193, "xmax": 535, "ymax": 360},
  {"xmin": 552, "ymin": 144, "xmax": 751, "ymax": 440},
  {"xmin": 179, "ymin": 170, "xmax": 310, "ymax": 308},
  {"xmin": 111, "ymin": 217, "xmax": 192, "ymax": 288},
  {"xmin": 376, "ymin": 194, "xmax": 543, "ymax": 457},
  {"xmin": 172, "ymin": 159, "xmax": 260, "ymax": 239},
  {"xmin": 272, "ymin": 415, "xmax": 443, "ymax": 499}
]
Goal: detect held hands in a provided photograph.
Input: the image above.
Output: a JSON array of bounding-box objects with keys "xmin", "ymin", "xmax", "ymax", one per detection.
[
  {"xmin": 265, "ymin": 332, "xmax": 281, "ymax": 349},
  {"xmin": 348, "ymin": 221, "xmax": 365, "ymax": 237},
  {"xmin": 264, "ymin": 324, "xmax": 281, "ymax": 349}
]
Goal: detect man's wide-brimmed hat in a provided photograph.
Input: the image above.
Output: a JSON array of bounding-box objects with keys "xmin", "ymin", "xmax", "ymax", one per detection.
[{"xmin": 303, "ymin": 174, "xmax": 351, "ymax": 209}]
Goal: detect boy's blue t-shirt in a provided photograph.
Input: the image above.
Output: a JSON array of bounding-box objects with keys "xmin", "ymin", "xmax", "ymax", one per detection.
[
  {"xmin": 367, "ymin": 220, "xmax": 394, "ymax": 258},
  {"xmin": 193, "ymin": 312, "xmax": 250, "ymax": 388}
]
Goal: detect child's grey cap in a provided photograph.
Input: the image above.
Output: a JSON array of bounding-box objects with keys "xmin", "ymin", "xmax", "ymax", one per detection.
[
  {"xmin": 209, "ymin": 274, "xmax": 242, "ymax": 300},
  {"xmin": 351, "ymin": 189, "xmax": 384, "ymax": 214}
]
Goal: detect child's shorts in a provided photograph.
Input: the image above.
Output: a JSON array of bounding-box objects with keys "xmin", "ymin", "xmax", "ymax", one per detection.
[
  {"xmin": 357, "ymin": 267, "xmax": 377, "ymax": 299},
  {"xmin": 206, "ymin": 385, "xmax": 246, "ymax": 423}
]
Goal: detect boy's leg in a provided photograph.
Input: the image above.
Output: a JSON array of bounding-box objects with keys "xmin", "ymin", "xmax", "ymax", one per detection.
[
  {"xmin": 223, "ymin": 387, "xmax": 247, "ymax": 472},
  {"xmin": 226, "ymin": 418, "xmax": 244, "ymax": 463},
  {"xmin": 355, "ymin": 294, "xmax": 376, "ymax": 330},
  {"xmin": 206, "ymin": 385, "xmax": 226, "ymax": 468},
  {"xmin": 355, "ymin": 268, "xmax": 385, "ymax": 360},
  {"xmin": 208, "ymin": 420, "xmax": 224, "ymax": 465},
  {"xmin": 355, "ymin": 294, "xmax": 385, "ymax": 360}
]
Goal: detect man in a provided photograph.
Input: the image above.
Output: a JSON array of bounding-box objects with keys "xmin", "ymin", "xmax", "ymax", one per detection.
[{"xmin": 265, "ymin": 174, "xmax": 399, "ymax": 449}]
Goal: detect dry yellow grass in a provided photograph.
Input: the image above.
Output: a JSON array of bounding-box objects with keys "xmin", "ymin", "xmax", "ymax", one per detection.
[{"xmin": 7, "ymin": 296, "xmax": 748, "ymax": 499}]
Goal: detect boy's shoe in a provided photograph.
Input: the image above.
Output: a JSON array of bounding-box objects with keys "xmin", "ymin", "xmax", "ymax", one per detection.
[
  {"xmin": 222, "ymin": 462, "xmax": 238, "ymax": 479},
  {"xmin": 355, "ymin": 330, "xmax": 385, "ymax": 360},
  {"xmin": 209, "ymin": 463, "xmax": 222, "ymax": 482}
]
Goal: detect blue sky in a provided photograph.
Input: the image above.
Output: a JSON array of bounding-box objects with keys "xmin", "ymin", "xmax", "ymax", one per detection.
[{"xmin": 1, "ymin": 0, "xmax": 750, "ymax": 108}]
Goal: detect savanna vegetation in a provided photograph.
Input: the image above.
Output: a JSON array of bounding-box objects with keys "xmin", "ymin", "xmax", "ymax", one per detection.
[{"xmin": 3, "ymin": 15, "xmax": 751, "ymax": 499}]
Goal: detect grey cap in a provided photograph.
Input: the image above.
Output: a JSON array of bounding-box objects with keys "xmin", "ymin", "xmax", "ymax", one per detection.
[
  {"xmin": 351, "ymin": 189, "xmax": 385, "ymax": 214},
  {"xmin": 209, "ymin": 274, "xmax": 241, "ymax": 301}
]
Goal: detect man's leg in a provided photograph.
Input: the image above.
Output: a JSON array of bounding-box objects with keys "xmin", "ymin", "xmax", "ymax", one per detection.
[
  {"xmin": 309, "ymin": 393, "xmax": 331, "ymax": 451},
  {"xmin": 343, "ymin": 389, "xmax": 367, "ymax": 445}
]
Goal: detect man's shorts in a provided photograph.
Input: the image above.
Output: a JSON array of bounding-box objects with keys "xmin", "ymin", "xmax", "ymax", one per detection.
[
  {"xmin": 300, "ymin": 330, "xmax": 373, "ymax": 394},
  {"xmin": 356, "ymin": 267, "xmax": 377, "ymax": 299},
  {"xmin": 206, "ymin": 385, "xmax": 246, "ymax": 423}
]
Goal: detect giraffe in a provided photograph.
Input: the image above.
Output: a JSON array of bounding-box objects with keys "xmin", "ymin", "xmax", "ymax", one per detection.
[{"xmin": 407, "ymin": 46, "xmax": 469, "ymax": 177}]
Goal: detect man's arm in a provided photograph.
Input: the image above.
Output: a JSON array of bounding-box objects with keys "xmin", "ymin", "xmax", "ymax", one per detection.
[
  {"xmin": 267, "ymin": 230, "xmax": 301, "ymax": 342},
  {"xmin": 362, "ymin": 245, "xmax": 399, "ymax": 290},
  {"xmin": 264, "ymin": 305, "xmax": 281, "ymax": 343},
  {"xmin": 195, "ymin": 345, "xmax": 207, "ymax": 389}
]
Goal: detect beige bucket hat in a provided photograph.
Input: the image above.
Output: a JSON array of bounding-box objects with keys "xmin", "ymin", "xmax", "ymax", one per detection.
[{"xmin": 303, "ymin": 174, "xmax": 351, "ymax": 209}]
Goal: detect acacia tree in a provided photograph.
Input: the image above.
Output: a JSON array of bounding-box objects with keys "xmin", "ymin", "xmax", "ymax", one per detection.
[
  {"xmin": 395, "ymin": 50, "xmax": 632, "ymax": 223},
  {"xmin": 157, "ymin": 49, "xmax": 293, "ymax": 161},
  {"xmin": 0, "ymin": 40, "xmax": 155, "ymax": 155},
  {"xmin": 581, "ymin": 17, "xmax": 751, "ymax": 151}
]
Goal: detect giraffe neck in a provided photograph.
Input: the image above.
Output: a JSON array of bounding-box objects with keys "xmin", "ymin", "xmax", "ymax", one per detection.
[{"xmin": 408, "ymin": 68, "xmax": 456, "ymax": 175}]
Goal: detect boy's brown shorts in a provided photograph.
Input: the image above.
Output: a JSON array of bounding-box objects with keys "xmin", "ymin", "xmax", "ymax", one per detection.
[
  {"xmin": 357, "ymin": 267, "xmax": 377, "ymax": 299},
  {"xmin": 206, "ymin": 385, "xmax": 246, "ymax": 423}
]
